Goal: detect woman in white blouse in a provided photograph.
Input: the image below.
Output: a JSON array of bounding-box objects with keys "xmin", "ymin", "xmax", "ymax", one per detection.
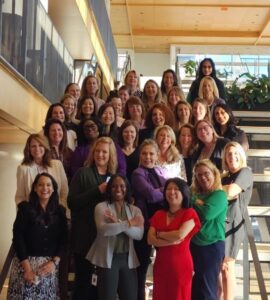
[{"xmin": 15, "ymin": 133, "xmax": 68, "ymax": 212}]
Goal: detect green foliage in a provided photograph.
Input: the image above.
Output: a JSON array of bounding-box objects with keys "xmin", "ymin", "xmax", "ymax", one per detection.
[
  {"xmin": 226, "ymin": 72, "xmax": 270, "ymax": 109},
  {"xmin": 184, "ymin": 60, "xmax": 197, "ymax": 77}
]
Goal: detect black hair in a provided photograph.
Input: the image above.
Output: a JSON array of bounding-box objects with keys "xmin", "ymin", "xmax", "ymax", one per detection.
[
  {"xmin": 163, "ymin": 178, "xmax": 191, "ymax": 210},
  {"xmin": 76, "ymin": 95, "xmax": 97, "ymax": 120},
  {"xmin": 45, "ymin": 103, "xmax": 66, "ymax": 123},
  {"xmin": 105, "ymin": 174, "xmax": 133, "ymax": 204},
  {"xmin": 212, "ymin": 103, "xmax": 237, "ymax": 128},
  {"xmin": 160, "ymin": 69, "xmax": 178, "ymax": 94},
  {"xmin": 77, "ymin": 116, "xmax": 102, "ymax": 146},
  {"xmin": 197, "ymin": 58, "xmax": 217, "ymax": 79}
]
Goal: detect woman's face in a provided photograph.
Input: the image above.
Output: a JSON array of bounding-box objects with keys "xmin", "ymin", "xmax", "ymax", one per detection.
[
  {"xmin": 214, "ymin": 107, "xmax": 230, "ymax": 126},
  {"xmin": 177, "ymin": 104, "xmax": 190, "ymax": 122},
  {"xmin": 30, "ymin": 138, "xmax": 45, "ymax": 162},
  {"xmin": 156, "ymin": 129, "xmax": 172, "ymax": 152},
  {"xmin": 165, "ymin": 182, "xmax": 183, "ymax": 208},
  {"xmin": 83, "ymin": 120, "xmax": 99, "ymax": 140},
  {"xmin": 51, "ymin": 106, "xmax": 65, "ymax": 123},
  {"xmin": 111, "ymin": 97, "xmax": 123, "ymax": 117},
  {"xmin": 126, "ymin": 72, "xmax": 138, "ymax": 89},
  {"xmin": 163, "ymin": 72, "xmax": 174, "ymax": 89},
  {"xmin": 122, "ymin": 125, "xmax": 137, "ymax": 146},
  {"xmin": 140, "ymin": 145, "xmax": 158, "ymax": 168},
  {"xmin": 202, "ymin": 60, "xmax": 213, "ymax": 76},
  {"xmin": 128, "ymin": 104, "xmax": 142, "ymax": 119},
  {"xmin": 196, "ymin": 122, "xmax": 214, "ymax": 144},
  {"xmin": 145, "ymin": 81, "xmax": 158, "ymax": 99},
  {"xmin": 86, "ymin": 77, "xmax": 98, "ymax": 95},
  {"xmin": 101, "ymin": 106, "xmax": 115, "ymax": 125},
  {"xmin": 179, "ymin": 127, "xmax": 193, "ymax": 150},
  {"xmin": 202, "ymin": 80, "xmax": 214, "ymax": 97},
  {"xmin": 49, "ymin": 124, "xmax": 63, "ymax": 145},
  {"xmin": 111, "ymin": 176, "xmax": 126, "ymax": 202},
  {"xmin": 68, "ymin": 84, "xmax": 81, "ymax": 100},
  {"xmin": 225, "ymin": 146, "xmax": 241, "ymax": 173},
  {"xmin": 193, "ymin": 102, "xmax": 206, "ymax": 121},
  {"xmin": 152, "ymin": 108, "xmax": 165, "ymax": 127},
  {"xmin": 34, "ymin": 175, "xmax": 54, "ymax": 202},
  {"xmin": 119, "ymin": 89, "xmax": 130, "ymax": 106},
  {"xmin": 195, "ymin": 165, "xmax": 215, "ymax": 192},
  {"xmin": 62, "ymin": 98, "xmax": 75, "ymax": 117},
  {"xmin": 94, "ymin": 142, "xmax": 110, "ymax": 168},
  {"xmin": 168, "ymin": 91, "xmax": 180, "ymax": 108},
  {"xmin": 82, "ymin": 98, "xmax": 95, "ymax": 116}
]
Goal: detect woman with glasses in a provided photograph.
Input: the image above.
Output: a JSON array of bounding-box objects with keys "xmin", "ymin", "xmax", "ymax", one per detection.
[{"xmin": 193, "ymin": 119, "xmax": 229, "ymax": 171}]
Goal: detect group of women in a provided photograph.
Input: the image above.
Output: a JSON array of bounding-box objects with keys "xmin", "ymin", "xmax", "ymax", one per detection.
[{"xmin": 8, "ymin": 58, "xmax": 253, "ymax": 300}]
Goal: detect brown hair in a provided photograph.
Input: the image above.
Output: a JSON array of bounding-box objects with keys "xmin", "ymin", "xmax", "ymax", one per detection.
[
  {"xmin": 144, "ymin": 103, "xmax": 175, "ymax": 129},
  {"xmin": 81, "ymin": 75, "xmax": 100, "ymax": 97},
  {"xmin": 191, "ymin": 97, "xmax": 212, "ymax": 125},
  {"xmin": 118, "ymin": 120, "xmax": 139, "ymax": 148},
  {"xmin": 123, "ymin": 96, "xmax": 146, "ymax": 120}
]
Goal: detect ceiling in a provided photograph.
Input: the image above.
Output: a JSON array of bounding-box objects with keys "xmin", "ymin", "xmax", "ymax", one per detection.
[{"xmin": 110, "ymin": 0, "xmax": 270, "ymax": 53}]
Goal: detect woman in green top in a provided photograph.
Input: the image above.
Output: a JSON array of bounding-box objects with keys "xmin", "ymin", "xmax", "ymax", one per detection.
[{"xmin": 190, "ymin": 159, "xmax": 227, "ymax": 300}]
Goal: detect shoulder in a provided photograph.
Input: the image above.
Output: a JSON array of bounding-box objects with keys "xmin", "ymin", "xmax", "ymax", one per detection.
[{"xmin": 211, "ymin": 189, "xmax": 227, "ymax": 199}]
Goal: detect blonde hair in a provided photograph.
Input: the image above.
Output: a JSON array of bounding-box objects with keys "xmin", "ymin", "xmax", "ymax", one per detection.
[
  {"xmin": 198, "ymin": 76, "xmax": 219, "ymax": 99},
  {"xmin": 60, "ymin": 93, "xmax": 77, "ymax": 121},
  {"xmin": 222, "ymin": 141, "xmax": 247, "ymax": 172},
  {"xmin": 85, "ymin": 137, "xmax": 117, "ymax": 174},
  {"xmin": 124, "ymin": 70, "xmax": 140, "ymax": 91},
  {"xmin": 154, "ymin": 125, "xmax": 180, "ymax": 163},
  {"xmin": 191, "ymin": 159, "xmax": 222, "ymax": 194}
]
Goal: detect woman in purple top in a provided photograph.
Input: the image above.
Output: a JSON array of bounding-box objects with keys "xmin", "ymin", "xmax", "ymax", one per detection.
[{"xmin": 131, "ymin": 139, "xmax": 167, "ymax": 300}]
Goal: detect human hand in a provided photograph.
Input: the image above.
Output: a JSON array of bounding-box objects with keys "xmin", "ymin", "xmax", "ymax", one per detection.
[
  {"xmin": 195, "ymin": 199, "xmax": 204, "ymax": 206},
  {"xmin": 23, "ymin": 269, "xmax": 35, "ymax": 284},
  {"xmin": 129, "ymin": 215, "xmax": 144, "ymax": 227},
  {"xmin": 104, "ymin": 209, "xmax": 117, "ymax": 223},
  {"xmin": 37, "ymin": 260, "xmax": 55, "ymax": 276},
  {"xmin": 98, "ymin": 182, "xmax": 107, "ymax": 194}
]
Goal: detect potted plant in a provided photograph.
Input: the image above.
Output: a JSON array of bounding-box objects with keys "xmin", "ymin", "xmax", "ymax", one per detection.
[
  {"xmin": 183, "ymin": 60, "xmax": 197, "ymax": 77},
  {"xmin": 226, "ymin": 72, "xmax": 270, "ymax": 110}
]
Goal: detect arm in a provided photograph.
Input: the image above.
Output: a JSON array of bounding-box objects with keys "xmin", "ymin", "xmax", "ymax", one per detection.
[
  {"xmin": 15, "ymin": 165, "xmax": 27, "ymax": 205},
  {"xmin": 158, "ymin": 219, "xmax": 195, "ymax": 242},
  {"xmin": 223, "ymin": 183, "xmax": 242, "ymax": 200},
  {"xmin": 53, "ymin": 160, "xmax": 69, "ymax": 210},
  {"xmin": 147, "ymin": 226, "xmax": 181, "ymax": 247},
  {"xmin": 131, "ymin": 169, "xmax": 164, "ymax": 204},
  {"xmin": 123, "ymin": 206, "xmax": 144, "ymax": 240}
]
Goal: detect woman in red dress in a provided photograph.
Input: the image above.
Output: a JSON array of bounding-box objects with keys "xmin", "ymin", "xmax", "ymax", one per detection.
[{"xmin": 148, "ymin": 178, "xmax": 201, "ymax": 300}]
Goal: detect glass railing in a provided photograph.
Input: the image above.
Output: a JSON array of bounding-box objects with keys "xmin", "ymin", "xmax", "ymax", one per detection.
[{"xmin": 0, "ymin": 0, "xmax": 73, "ymax": 103}]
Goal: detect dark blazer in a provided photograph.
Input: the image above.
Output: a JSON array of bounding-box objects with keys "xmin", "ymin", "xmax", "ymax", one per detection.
[
  {"xmin": 13, "ymin": 201, "xmax": 67, "ymax": 261},
  {"xmin": 68, "ymin": 166, "xmax": 108, "ymax": 255}
]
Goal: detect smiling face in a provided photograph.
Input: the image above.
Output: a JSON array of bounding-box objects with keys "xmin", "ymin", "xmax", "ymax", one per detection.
[
  {"xmin": 34, "ymin": 175, "xmax": 54, "ymax": 203},
  {"xmin": 111, "ymin": 176, "xmax": 127, "ymax": 203},
  {"xmin": 101, "ymin": 106, "xmax": 115, "ymax": 125},
  {"xmin": 152, "ymin": 108, "xmax": 165, "ymax": 127},
  {"xmin": 68, "ymin": 83, "xmax": 81, "ymax": 100},
  {"xmin": 202, "ymin": 60, "xmax": 213, "ymax": 76},
  {"xmin": 62, "ymin": 97, "xmax": 75, "ymax": 117},
  {"xmin": 168, "ymin": 90, "xmax": 180, "ymax": 108},
  {"xmin": 165, "ymin": 182, "xmax": 183, "ymax": 209},
  {"xmin": 163, "ymin": 72, "xmax": 174, "ymax": 90},
  {"xmin": 86, "ymin": 77, "xmax": 98, "ymax": 96},
  {"xmin": 177, "ymin": 103, "xmax": 190, "ymax": 122},
  {"xmin": 122, "ymin": 125, "xmax": 137, "ymax": 146},
  {"xmin": 202, "ymin": 80, "xmax": 214, "ymax": 98},
  {"xmin": 145, "ymin": 81, "xmax": 158, "ymax": 99},
  {"xmin": 193, "ymin": 101, "xmax": 207, "ymax": 122},
  {"xmin": 94, "ymin": 142, "xmax": 110, "ymax": 169},
  {"xmin": 214, "ymin": 107, "xmax": 230, "ymax": 126},
  {"xmin": 156, "ymin": 128, "xmax": 172, "ymax": 152},
  {"xmin": 128, "ymin": 103, "xmax": 142, "ymax": 120},
  {"xmin": 195, "ymin": 165, "xmax": 215, "ymax": 193},
  {"xmin": 126, "ymin": 71, "xmax": 138, "ymax": 89},
  {"xmin": 49, "ymin": 123, "xmax": 63, "ymax": 145},
  {"xmin": 196, "ymin": 121, "xmax": 214, "ymax": 144},
  {"xmin": 111, "ymin": 97, "xmax": 123, "ymax": 117},
  {"xmin": 225, "ymin": 146, "xmax": 241, "ymax": 173},
  {"xmin": 51, "ymin": 106, "xmax": 65, "ymax": 123},
  {"xmin": 140, "ymin": 144, "xmax": 158, "ymax": 168},
  {"xmin": 82, "ymin": 98, "xmax": 95, "ymax": 117},
  {"xmin": 83, "ymin": 120, "xmax": 99, "ymax": 140},
  {"xmin": 30, "ymin": 138, "xmax": 45, "ymax": 162},
  {"xmin": 179, "ymin": 127, "xmax": 193, "ymax": 150}
]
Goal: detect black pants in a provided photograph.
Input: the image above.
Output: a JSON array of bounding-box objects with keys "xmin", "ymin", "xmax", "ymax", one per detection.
[
  {"xmin": 72, "ymin": 253, "xmax": 98, "ymax": 300},
  {"xmin": 191, "ymin": 241, "xmax": 225, "ymax": 300},
  {"xmin": 97, "ymin": 253, "xmax": 138, "ymax": 300},
  {"xmin": 134, "ymin": 231, "xmax": 152, "ymax": 300}
]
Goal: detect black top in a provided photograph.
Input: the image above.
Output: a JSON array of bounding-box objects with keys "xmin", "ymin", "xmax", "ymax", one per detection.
[
  {"xmin": 13, "ymin": 201, "xmax": 68, "ymax": 261},
  {"xmin": 138, "ymin": 128, "xmax": 154, "ymax": 145},
  {"xmin": 123, "ymin": 147, "xmax": 140, "ymax": 183}
]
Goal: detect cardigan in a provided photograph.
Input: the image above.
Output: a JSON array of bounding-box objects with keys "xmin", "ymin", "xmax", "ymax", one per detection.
[
  {"xmin": 68, "ymin": 166, "xmax": 109, "ymax": 255},
  {"xmin": 86, "ymin": 201, "xmax": 143, "ymax": 268},
  {"xmin": 15, "ymin": 160, "xmax": 69, "ymax": 211}
]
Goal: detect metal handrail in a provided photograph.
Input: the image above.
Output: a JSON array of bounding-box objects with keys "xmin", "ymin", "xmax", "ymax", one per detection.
[{"xmin": 0, "ymin": 244, "xmax": 15, "ymax": 294}]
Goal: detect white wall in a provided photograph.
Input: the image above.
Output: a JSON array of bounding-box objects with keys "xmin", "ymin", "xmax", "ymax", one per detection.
[
  {"xmin": 134, "ymin": 53, "xmax": 170, "ymax": 77},
  {"xmin": 0, "ymin": 144, "xmax": 24, "ymax": 269}
]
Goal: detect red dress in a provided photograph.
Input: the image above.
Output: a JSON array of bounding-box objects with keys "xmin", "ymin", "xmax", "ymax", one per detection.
[{"xmin": 150, "ymin": 208, "xmax": 201, "ymax": 300}]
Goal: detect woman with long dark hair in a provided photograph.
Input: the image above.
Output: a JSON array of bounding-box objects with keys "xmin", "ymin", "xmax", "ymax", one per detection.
[{"xmin": 8, "ymin": 173, "xmax": 67, "ymax": 300}]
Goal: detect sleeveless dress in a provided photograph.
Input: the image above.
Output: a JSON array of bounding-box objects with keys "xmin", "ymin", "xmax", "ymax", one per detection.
[{"xmin": 150, "ymin": 208, "xmax": 201, "ymax": 300}]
